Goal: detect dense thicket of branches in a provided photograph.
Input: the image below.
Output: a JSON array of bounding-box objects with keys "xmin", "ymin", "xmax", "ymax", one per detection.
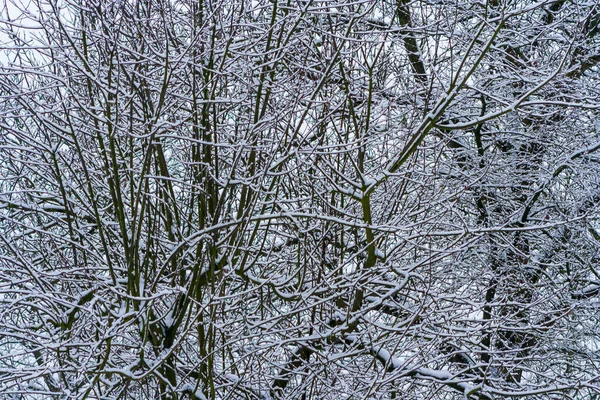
[{"xmin": 1, "ymin": 0, "xmax": 600, "ymax": 399}]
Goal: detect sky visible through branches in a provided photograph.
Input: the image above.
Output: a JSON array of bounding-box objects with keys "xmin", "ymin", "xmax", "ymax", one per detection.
[{"xmin": 1, "ymin": 0, "xmax": 600, "ymax": 399}]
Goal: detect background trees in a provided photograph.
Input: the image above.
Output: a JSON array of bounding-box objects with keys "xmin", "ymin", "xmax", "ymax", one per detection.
[{"xmin": 1, "ymin": 0, "xmax": 600, "ymax": 399}]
